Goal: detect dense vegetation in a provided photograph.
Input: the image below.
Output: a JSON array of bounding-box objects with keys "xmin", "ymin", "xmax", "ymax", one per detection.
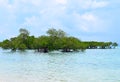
[{"xmin": 0, "ymin": 28, "xmax": 118, "ymax": 52}]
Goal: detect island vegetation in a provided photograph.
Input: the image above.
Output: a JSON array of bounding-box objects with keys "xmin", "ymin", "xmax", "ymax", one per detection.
[{"xmin": 0, "ymin": 28, "xmax": 118, "ymax": 53}]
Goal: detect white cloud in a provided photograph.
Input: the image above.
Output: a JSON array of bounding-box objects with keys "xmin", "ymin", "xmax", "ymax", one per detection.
[
  {"xmin": 0, "ymin": 0, "xmax": 110, "ymax": 40},
  {"xmin": 0, "ymin": 0, "xmax": 8, "ymax": 6},
  {"xmin": 19, "ymin": 0, "xmax": 42, "ymax": 7},
  {"xmin": 69, "ymin": 12, "xmax": 107, "ymax": 33},
  {"xmin": 55, "ymin": 0, "xmax": 67, "ymax": 5},
  {"xmin": 68, "ymin": 0, "xmax": 109, "ymax": 10},
  {"xmin": 91, "ymin": 1, "xmax": 109, "ymax": 9},
  {"xmin": 81, "ymin": 13, "xmax": 96, "ymax": 22}
]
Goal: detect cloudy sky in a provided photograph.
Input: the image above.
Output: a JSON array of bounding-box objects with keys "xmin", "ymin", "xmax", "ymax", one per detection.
[{"xmin": 0, "ymin": 0, "xmax": 120, "ymax": 43}]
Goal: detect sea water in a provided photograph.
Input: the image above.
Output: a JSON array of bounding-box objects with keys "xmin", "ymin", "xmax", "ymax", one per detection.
[{"xmin": 0, "ymin": 48, "xmax": 120, "ymax": 82}]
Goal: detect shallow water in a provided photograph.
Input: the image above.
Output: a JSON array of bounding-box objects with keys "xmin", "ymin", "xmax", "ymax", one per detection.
[{"xmin": 0, "ymin": 48, "xmax": 120, "ymax": 82}]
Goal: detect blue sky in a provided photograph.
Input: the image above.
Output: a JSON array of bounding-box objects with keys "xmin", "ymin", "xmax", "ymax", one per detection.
[{"xmin": 0, "ymin": 0, "xmax": 120, "ymax": 44}]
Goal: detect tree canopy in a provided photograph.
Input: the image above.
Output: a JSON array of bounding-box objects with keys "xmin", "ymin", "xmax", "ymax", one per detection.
[
  {"xmin": 47, "ymin": 28, "xmax": 66, "ymax": 38},
  {"xmin": 0, "ymin": 28, "xmax": 118, "ymax": 52}
]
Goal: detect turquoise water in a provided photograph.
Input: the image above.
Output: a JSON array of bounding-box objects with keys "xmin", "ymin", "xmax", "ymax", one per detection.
[{"xmin": 0, "ymin": 48, "xmax": 120, "ymax": 82}]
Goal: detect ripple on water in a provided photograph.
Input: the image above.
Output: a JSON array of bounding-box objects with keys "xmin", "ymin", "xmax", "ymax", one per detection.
[{"xmin": 0, "ymin": 49, "xmax": 120, "ymax": 82}]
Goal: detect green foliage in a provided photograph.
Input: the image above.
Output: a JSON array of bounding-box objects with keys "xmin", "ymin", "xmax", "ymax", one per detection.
[
  {"xmin": 25, "ymin": 36, "xmax": 35, "ymax": 49},
  {"xmin": 0, "ymin": 42, "xmax": 1, "ymax": 47},
  {"xmin": 47, "ymin": 28, "xmax": 66, "ymax": 38},
  {"xmin": 19, "ymin": 28, "xmax": 29, "ymax": 41},
  {"xmin": 18, "ymin": 43, "xmax": 27, "ymax": 51},
  {"xmin": 19, "ymin": 28, "xmax": 29, "ymax": 36},
  {"xmin": 82, "ymin": 41, "xmax": 114, "ymax": 49},
  {"xmin": 61, "ymin": 37, "xmax": 81, "ymax": 51},
  {"xmin": 37, "ymin": 36, "xmax": 50, "ymax": 48},
  {"xmin": 0, "ymin": 28, "xmax": 118, "ymax": 52},
  {"xmin": 112, "ymin": 42, "xmax": 118, "ymax": 48},
  {"xmin": 1, "ymin": 39, "xmax": 11, "ymax": 49},
  {"xmin": 10, "ymin": 37, "xmax": 19, "ymax": 50}
]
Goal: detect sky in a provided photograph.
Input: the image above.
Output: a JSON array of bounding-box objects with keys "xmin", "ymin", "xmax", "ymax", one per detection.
[{"xmin": 0, "ymin": 0, "xmax": 120, "ymax": 44}]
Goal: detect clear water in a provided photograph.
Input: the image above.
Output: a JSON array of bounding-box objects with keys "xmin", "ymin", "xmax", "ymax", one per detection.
[{"xmin": 0, "ymin": 48, "xmax": 120, "ymax": 82}]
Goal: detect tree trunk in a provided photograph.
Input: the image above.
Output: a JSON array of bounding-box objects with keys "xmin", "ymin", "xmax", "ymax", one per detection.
[
  {"xmin": 62, "ymin": 48, "xmax": 71, "ymax": 52},
  {"xmin": 37, "ymin": 48, "xmax": 48, "ymax": 53}
]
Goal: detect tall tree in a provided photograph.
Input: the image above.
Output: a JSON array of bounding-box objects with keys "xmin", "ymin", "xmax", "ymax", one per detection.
[
  {"xmin": 19, "ymin": 28, "xmax": 29, "ymax": 36},
  {"xmin": 19, "ymin": 28, "xmax": 29, "ymax": 40},
  {"xmin": 47, "ymin": 28, "xmax": 66, "ymax": 38}
]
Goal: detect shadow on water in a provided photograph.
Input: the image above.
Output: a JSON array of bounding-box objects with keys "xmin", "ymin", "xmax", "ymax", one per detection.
[
  {"xmin": 0, "ymin": 48, "xmax": 86, "ymax": 56},
  {"xmin": 48, "ymin": 50, "xmax": 86, "ymax": 56}
]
